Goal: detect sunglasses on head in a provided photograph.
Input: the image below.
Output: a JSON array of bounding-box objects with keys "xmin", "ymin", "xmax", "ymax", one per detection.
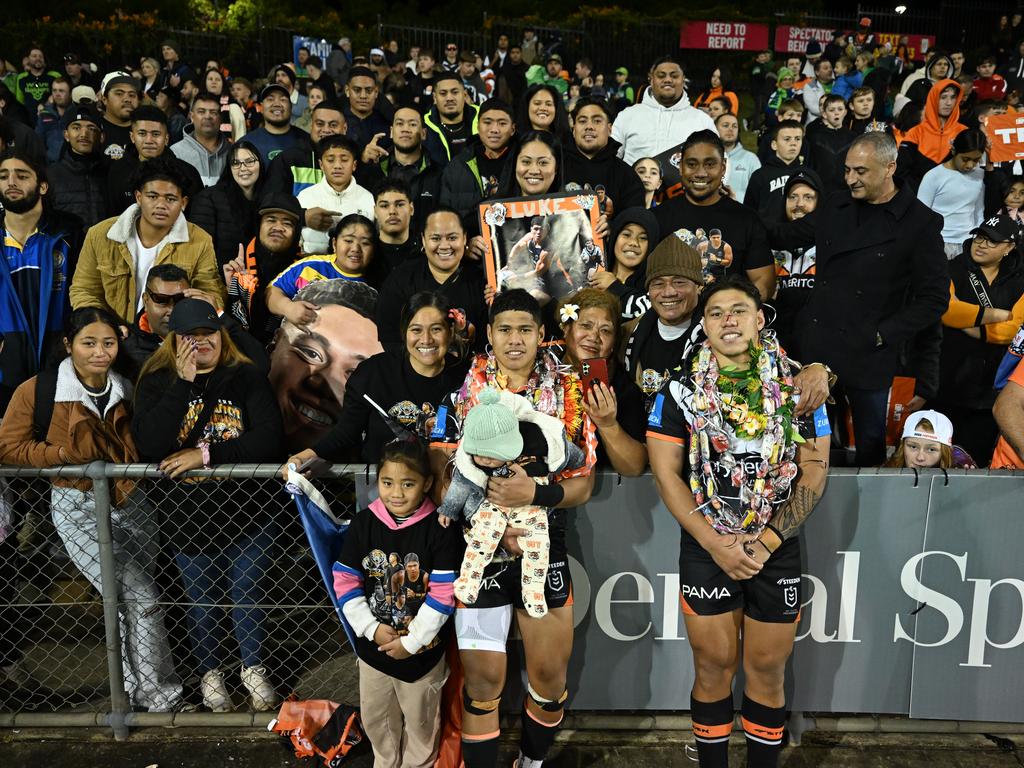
[{"xmin": 147, "ymin": 291, "xmax": 186, "ymax": 306}]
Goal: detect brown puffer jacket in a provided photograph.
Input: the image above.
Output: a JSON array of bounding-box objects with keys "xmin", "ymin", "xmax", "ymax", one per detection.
[{"xmin": 0, "ymin": 358, "xmax": 138, "ymax": 503}]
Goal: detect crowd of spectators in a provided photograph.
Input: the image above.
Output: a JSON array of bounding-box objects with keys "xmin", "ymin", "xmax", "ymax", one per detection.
[{"xmin": 2, "ymin": 14, "xmax": 1024, "ymax": 765}]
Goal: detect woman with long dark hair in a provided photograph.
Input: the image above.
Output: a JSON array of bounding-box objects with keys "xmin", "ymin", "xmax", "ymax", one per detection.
[
  {"xmin": 917, "ymin": 128, "xmax": 987, "ymax": 257},
  {"xmin": 517, "ymin": 84, "xmax": 571, "ymax": 143},
  {"xmin": 284, "ymin": 291, "xmax": 470, "ymax": 473},
  {"xmin": 132, "ymin": 298, "xmax": 284, "ymax": 713},
  {"xmin": 0, "ymin": 307, "xmax": 182, "ymax": 711},
  {"xmin": 190, "ymin": 140, "xmax": 266, "ymax": 268},
  {"xmin": 693, "ymin": 66, "xmax": 739, "ymax": 115},
  {"xmin": 202, "ymin": 68, "xmax": 247, "ymax": 142}
]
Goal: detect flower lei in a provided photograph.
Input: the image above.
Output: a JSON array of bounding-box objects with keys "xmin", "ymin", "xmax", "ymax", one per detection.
[
  {"xmin": 457, "ymin": 350, "xmax": 584, "ymax": 441},
  {"xmin": 688, "ymin": 333, "xmax": 801, "ymax": 535}
]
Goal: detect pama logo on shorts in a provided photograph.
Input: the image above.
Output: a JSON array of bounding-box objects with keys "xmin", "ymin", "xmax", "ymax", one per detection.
[{"xmin": 681, "ymin": 584, "xmax": 732, "ymax": 600}]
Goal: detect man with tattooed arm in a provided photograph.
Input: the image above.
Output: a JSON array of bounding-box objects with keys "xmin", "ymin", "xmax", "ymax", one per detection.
[{"xmin": 647, "ymin": 275, "xmax": 830, "ymax": 768}]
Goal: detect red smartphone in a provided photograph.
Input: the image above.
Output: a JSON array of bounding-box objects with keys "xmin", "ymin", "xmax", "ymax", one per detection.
[{"xmin": 580, "ymin": 358, "xmax": 609, "ymax": 396}]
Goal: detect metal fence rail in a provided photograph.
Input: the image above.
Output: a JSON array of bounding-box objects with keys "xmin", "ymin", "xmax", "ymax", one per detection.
[{"xmin": 0, "ymin": 463, "xmax": 360, "ymax": 739}]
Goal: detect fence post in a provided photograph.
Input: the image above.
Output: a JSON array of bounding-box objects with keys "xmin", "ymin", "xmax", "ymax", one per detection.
[{"xmin": 87, "ymin": 461, "xmax": 129, "ymax": 741}]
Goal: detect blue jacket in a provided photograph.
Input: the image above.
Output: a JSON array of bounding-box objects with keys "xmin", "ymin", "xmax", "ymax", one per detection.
[{"xmin": 0, "ymin": 209, "xmax": 82, "ymax": 411}]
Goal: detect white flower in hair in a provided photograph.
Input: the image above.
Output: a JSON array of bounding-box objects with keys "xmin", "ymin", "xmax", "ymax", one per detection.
[{"xmin": 559, "ymin": 303, "xmax": 580, "ymax": 323}]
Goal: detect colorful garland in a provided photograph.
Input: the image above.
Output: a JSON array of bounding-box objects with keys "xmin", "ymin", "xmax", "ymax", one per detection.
[
  {"xmin": 687, "ymin": 333, "xmax": 801, "ymax": 535},
  {"xmin": 457, "ymin": 350, "xmax": 585, "ymax": 441}
]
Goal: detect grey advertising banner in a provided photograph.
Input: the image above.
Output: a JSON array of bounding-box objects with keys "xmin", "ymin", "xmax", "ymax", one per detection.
[{"xmin": 355, "ymin": 470, "xmax": 1024, "ymax": 721}]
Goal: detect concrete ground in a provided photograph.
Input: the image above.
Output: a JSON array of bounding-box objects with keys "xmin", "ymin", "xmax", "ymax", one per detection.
[{"xmin": 1, "ymin": 728, "xmax": 1022, "ymax": 767}]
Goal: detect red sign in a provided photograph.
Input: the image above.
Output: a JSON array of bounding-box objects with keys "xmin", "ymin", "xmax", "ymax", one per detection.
[
  {"xmin": 774, "ymin": 25, "xmax": 834, "ymax": 54},
  {"xmin": 985, "ymin": 113, "xmax": 1024, "ymax": 162},
  {"xmin": 679, "ymin": 20, "xmax": 770, "ymax": 51},
  {"xmin": 773, "ymin": 26, "xmax": 934, "ymax": 60}
]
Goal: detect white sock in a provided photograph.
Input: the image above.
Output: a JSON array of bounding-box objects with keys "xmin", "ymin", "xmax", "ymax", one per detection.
[{"xmin": 518, "ymin": 753, "xmax": 544, "ymax": 768}]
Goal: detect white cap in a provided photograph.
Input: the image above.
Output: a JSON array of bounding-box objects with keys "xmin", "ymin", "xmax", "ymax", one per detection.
[
  {"xmin": 902, "ymin": 410, "xmax": 954, "ymax": 446},
  {"xmin": 71, "ymin": 85, "xmax": 98, "ymax": 104}
]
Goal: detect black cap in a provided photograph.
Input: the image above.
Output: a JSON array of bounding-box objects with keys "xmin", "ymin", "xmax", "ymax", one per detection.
[
  {"xmin": 62, "ymin": 105, "xmax": 102, "ymax": 130},
  {"xmin": 64, "ymin": 53, "xmax": 80, "ymax": 64},
  {"xmin": 783, "ymin": 168, "xmax": 823, "ymax": 197},
  {"xmin": 972, "ymin": 214, "xmax": 1020, "ymax": 244},
  {"xmin": 258, "ymin": 192, "xmax": 302, "ymax": 222},
  {"xmin": 168, "ymin": 298, "xmax": 223, "ymax": 334},
  {"xmin": 259, "ymin": 82, "xmax": 291, "ymax": 102},
  {"xmin": 271, "ymin": 64, "xmax": 296, "ymax": 84}
]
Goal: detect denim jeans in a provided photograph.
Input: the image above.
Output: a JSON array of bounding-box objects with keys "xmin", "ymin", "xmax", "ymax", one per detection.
[{"xmin": 174, "ymin": 527, "xmax": 277, "ymax": 673}]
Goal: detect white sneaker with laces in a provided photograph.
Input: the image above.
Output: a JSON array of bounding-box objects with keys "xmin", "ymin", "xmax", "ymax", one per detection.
[
  {"xmin": 201, "ymin": 668, "xmax": 232, "ymax": 713},
  {"xmin": 240, "ymin": 665, "xmax": 279, "ymax": 711}
]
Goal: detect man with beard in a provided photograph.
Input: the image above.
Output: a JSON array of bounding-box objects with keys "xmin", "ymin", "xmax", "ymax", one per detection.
[
  {"xmin": 563, "ymin": 97, "xmax": 646, "ymax": 214},
  {"xmin": 441, "ymin": 99, "xmax": 516, "ymax": 229},
  {"xmin": 375, "ymin": 207, "xmax": 487, "ymax": 351},
  {"xmin": 246, "ymin": 83, "xmax": 313, "ymax": 165},
  {"xmin": 0, "ymin": 150, "xmax": 82, "ymax": 411},
  {"xmin": 47, "ymin": 104, "xmax": 108, "ymax": 228},
  {"xmin": 768, "ymin": 170, "xmax": 820, "ymax": 355},
  {"xmin": 268, "ymin": 278, "xmax": 382, "ymax": 451},
  {"xmin": 358, "ymin": 106, "xmax": 441, "ymax": 229},
  {"xmin": 171, "ymin": 92, "xmax": 230, "ymax": 187},
  {"xmin": 222, "ymin": 192, "xmax": 303, "ymax": 344},
  {"xmin": 266, "ymin": 101, "xmax": 346, "ymax": 197},
  {"xmin": 98, "ymin": 71, "xmax": 140, "ymax": 161},
  {"xmin": 343, "ymin": 66, "xmax": 393, "ymax": 153},
  {"xmin": 124, "ymin": 263, "xmax": 268, "ymax": 371},
  {"xmin": 105, "ymin": 105, "xmax": 203, "ymax": 215},
  {"xmin": 13, "ymin": 47, "xmax": 59, "ymax": 126},
  {"xmin": 423, "ymin": 74, "xmax": 480, "ymax": 169},
  {"xmin": 654, "ymin": 130, "xmax": 776, "ymax": 298}
]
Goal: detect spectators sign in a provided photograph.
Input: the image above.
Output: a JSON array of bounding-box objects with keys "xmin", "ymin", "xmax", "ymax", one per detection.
[
  {"xmin": 773, "ymin": 26, "xmax": 933, "ymax": 60},
  {"xmin": 292, "ymin": 35, "xmax": 332, "ymax": 68},
  {"xmin": 679, "ymin": 20, "xmax": 770, "ymax": 51},
  {"xmin": 984, "ymin": 113, "xmax": 1024, "ymax": 162}
]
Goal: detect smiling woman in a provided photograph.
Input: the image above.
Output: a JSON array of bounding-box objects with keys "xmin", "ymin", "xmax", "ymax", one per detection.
[
  {"xmin": 132, "ymin": 297, "xmax": 286, "ymax": 713},
  {"xmin": 283, "ymin": 291, "xmax": 471, "ymax": 473}
]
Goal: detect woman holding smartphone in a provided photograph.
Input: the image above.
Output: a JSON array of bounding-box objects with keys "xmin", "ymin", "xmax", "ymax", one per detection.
[{"xmin": 556, "ymin": 289, "xmax": 648, "ymax": 475}]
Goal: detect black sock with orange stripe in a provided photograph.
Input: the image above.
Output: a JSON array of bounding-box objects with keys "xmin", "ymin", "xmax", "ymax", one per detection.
[
  {"xmin": 462, "ymin": 731, "xmax": 500, "ymax": 768},
  {"xmin": 741, "ymin": 694, "xmax": 786, "ymax": 767},
  {"xmin": 690, "ymin": 693, "xmax": 733, "ymax": 767}
]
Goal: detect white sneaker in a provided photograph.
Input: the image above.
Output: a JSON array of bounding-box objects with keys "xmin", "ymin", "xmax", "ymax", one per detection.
[
  {"xmin": 201, "ymin": 668, "xmax": 232, "ymax": 713},
  {"xmin": 240, "ymin": 665, "xmax": 279, "ymax": 711}
]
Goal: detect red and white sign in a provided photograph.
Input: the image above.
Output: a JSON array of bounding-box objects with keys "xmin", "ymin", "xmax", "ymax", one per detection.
[
  {"xmin": 679, "ymin": 20, "xmax": 770, "ymax": 51},
  {"xmin": 773, "ymin": 26, "xmax": 934, "ymax": 60},
  {"xmin": 774, "ymin": 25, "xmax": 833, "ymax": 54},
  {"xmin": 985, "ymin": 113, "xmax": 1024, "ymax": 162}
]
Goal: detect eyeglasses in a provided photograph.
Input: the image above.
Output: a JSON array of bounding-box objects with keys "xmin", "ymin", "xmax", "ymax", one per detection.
[
  {"xmin": 447, "ymin": 46, "xmax": 458, "ymax": 51},
  {"xmin": 147, "ymin": 291, "xmax": 186, "ymax": 306},
  {"xmin": 231, "ymin": 157, "xmax": 258, "ymax": 168}
]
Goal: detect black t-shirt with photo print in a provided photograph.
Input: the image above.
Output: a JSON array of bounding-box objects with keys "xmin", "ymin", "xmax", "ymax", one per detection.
[
  {"xmin": 653, "ymin": 194, "xmax": 773, "ymax": 286},
  {"xmin": 636, "ymin": 322, "xmax": 692, "ymax": 408}
]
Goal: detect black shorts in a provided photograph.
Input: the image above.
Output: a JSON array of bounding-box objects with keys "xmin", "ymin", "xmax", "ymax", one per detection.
[
  {"xmin": 468, "ymin": 512, "xmax": 572, "ymax": 611},
  {"xmin": 679, "ymin": 529, "xmax": 802, "ymax": 623}
]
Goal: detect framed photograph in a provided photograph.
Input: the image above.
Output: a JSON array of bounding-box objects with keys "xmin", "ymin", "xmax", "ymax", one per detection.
[{"xmin": 478, "ymin": 192, "xmax": 606, "ymax": 305}]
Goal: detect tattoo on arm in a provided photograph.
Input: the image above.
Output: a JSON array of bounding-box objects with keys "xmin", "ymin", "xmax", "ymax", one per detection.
[{"xmin": 772, "ymin": 485, "xmax": 823, "ymax": 541}]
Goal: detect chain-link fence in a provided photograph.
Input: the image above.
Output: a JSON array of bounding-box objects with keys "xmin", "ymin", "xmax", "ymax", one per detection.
[{"xmin": 0, "ymin": 463, "xmax": 360, "ymax": 737}]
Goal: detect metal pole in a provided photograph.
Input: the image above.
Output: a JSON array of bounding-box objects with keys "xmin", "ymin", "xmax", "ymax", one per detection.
[{"xmin": 89, "ymin": 462, "xmax": 130, "ymax": 741}]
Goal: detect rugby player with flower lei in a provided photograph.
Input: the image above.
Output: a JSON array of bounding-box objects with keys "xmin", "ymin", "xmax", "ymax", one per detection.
[{"xmin": 647, "ymin": 275, "xmax": 831, "ymax": 768}]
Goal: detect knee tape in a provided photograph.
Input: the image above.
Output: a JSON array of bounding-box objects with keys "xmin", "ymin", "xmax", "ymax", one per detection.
[
  {"xmin": 527, "ymin": 682, "xmax": 568, "ymax": 712},
  {"xmin": 463, "ymin": 687, "xmax": 501, "ymax": 716}
]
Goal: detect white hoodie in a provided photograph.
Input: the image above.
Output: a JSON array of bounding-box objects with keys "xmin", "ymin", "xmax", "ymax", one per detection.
[{"xmin": 612, "ymin": 89, "xmax": 717, "ymax": 165}]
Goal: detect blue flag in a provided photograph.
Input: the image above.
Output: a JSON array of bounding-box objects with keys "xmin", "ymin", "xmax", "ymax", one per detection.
[{"xmin": 286, "ymin": 471, "xmax": 357, "ymax": 649}]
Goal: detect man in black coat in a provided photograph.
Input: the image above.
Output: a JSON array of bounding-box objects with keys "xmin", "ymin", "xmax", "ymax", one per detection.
[
  {"xmin": 47, "ymin": 105, "xmax": 107, "ymax": 228},
  {"xmin": 797, "ymin": 132, "xmax": 949, "ymax": 466},
  {"xmin": 563, "ymin": 97, "xmax": 646, "ymax": 215}
]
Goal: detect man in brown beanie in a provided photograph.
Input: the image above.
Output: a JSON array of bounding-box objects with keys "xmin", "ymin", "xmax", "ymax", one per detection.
[
  {"xmin": 619, "ymin": 236, "xmax": 705, "ymax": 410},
  {"xmin": 618, "ymin": 234, "xmax": 834, "ymax": 415}
]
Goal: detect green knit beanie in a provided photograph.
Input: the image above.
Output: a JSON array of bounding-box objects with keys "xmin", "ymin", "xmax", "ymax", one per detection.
[{"xmin": 462, "ymin": 389, "xmax": 523, "ymax": 462}]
